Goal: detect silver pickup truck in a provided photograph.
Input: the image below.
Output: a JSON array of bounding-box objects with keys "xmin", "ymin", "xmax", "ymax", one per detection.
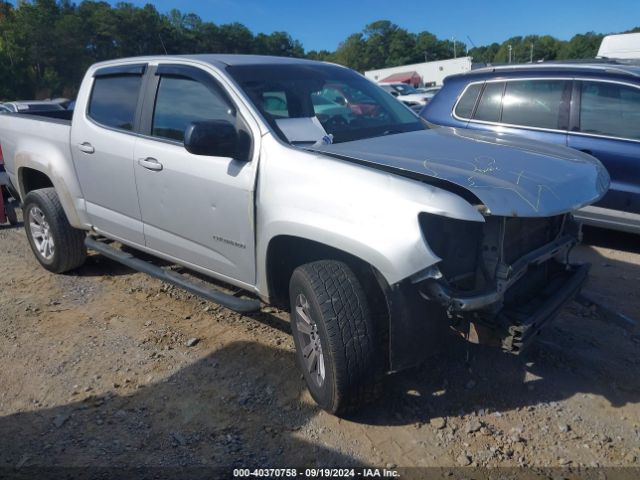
[{"xmin": 0, "ymin": 55, "xmax": 609, "ymax": 414}]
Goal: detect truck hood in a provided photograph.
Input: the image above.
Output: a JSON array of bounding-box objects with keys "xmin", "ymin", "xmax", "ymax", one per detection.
[{"xmin": 309, "ymin": 127, "xmax": 610, "ymax": 217}]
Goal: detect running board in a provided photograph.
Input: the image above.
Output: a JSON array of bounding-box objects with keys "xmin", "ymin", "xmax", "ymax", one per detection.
[{"xmin": 85, "ymin": 237, "xmax": 261, "ymax": 313}]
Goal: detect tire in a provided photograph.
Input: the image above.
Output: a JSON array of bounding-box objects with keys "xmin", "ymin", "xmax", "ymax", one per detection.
[
  {"xmin": 23, "ymin": 188, "xmax": 86, "ymax": 273},
  {"xmin": 5, "ymin": 199, "xmax": 18, "ymax": 226},
  {"xmin": 289, "ymin": 260, "xmax": 383, "ymax": 414}
]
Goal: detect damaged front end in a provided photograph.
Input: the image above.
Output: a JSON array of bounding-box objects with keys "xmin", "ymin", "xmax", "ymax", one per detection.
[{"xmin": 416, "ymin": 212, "xmax": 588, "ymax": 353}]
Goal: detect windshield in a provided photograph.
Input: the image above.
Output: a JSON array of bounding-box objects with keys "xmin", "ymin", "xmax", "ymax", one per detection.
[{"xmin": 227, "ymin": 63, "xmax": 424, "ymax": 144}]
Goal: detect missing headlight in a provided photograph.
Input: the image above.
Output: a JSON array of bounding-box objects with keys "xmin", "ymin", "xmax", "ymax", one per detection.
[{"xmin": 419, "ymin": 213, "xmax": 483, "ymax": 290}]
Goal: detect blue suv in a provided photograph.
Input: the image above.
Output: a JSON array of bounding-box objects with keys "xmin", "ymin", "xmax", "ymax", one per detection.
[{"xmin": 420, "ymin": 62, "xmax": 640, "ymax": 234}]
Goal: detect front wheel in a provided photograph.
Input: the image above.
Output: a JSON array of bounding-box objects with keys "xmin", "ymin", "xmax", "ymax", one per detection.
[
  {"xmin": 23, "ymin": 188, "xmax": 87, "ymax": 273},
  {"xmin": 289, "ymin": 260, "xmax": 383, "ymax": 414}
]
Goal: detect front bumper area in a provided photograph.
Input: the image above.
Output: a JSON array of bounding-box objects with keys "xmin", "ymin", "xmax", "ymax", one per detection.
[
  {"xmin": 421, "ymin": 234, "xmax": 577, "ymax": 314},
  {"xmin": 386, "ymin": 214, "xmax": 587, "ymax": 370},
  {"xmin": 498, "ymin": 262, "xmax": 589, "ymax": 353},
  {"xmin": 419, "ymin": 234, "xmax": 588, "ymax": 354}
]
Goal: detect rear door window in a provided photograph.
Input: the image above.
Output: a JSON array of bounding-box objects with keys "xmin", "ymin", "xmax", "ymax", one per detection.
[
  {"xmin": 88, "ymin": 75, "xmax": 143, "ymax": 131},
  {"xmin": 454, "ymin": 83, "xmax": 482, "ymax": 119},
  {"xmin": 474, "ymin": 82, "xmax": 505, "ymax": 123},
  {"xmin": 501, "ymin": 79, "xmax": 570, "ymax": 130},
  {"xmin": 579, "ymin": 81, "xmax": 640, "ymax": 140}
]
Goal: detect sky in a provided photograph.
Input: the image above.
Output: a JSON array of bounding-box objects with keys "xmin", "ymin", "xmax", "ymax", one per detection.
[{"xmin": 108, "ymin": 0, "xmax": 640, "ymax": 52}]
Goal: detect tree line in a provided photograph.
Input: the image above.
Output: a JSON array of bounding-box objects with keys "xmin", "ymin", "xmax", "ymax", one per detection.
[
  {"xmin": 0, "ymin": 0, "xmax": 637, "ymax": 100},
  {"xmin": 311, "ymin": 20, "xmax": 640, "ymax": 70},
  {"xmin": 0, "ymin": 0, "xmax": 304, "ymax": 99}
]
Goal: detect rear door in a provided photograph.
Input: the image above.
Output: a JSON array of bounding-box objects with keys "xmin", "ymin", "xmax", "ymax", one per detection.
[
  {"xmin": 133, "ymin": 64, "xmax": 258, "ymax": 286},
  {"xmin": 463, "ymin": 78, "xmax": 571, "ymax": 146},
  {"xmin": 567, "ymin": 79, "xmax": 640, "ymax": 214},
  {"xmin": 70, "ymin": 64, "xmax": 146, "ymax": 244}
]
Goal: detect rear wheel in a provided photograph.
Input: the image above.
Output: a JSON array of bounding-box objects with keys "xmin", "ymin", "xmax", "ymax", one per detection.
[
  {"xmin": 23, "ymin": 188, "xmax": 86, "ymax": 273},
  {"xmin": 289, "ymin": 260, "xmax": 383, "ymax": 414},
  {"xmin": 5, "ymin": 199, "xmax": 17, "ymax": 225}
]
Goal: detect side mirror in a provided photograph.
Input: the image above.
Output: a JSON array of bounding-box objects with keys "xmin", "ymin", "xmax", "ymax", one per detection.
[
  {"xmin": 390, "ymin": 91, "xmax": 399, "ymax": 97},
  {"xmin": 184, "ymin": 120, "xmax": 239, "ymax": 158}
]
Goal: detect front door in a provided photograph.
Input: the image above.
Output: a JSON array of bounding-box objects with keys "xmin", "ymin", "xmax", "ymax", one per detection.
[{"xmin": 133, "ymin": 64, "xmax": 258, "ymax": 286}]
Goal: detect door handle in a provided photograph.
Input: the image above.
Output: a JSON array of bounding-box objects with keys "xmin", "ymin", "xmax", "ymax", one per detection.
[
  {"xmin": 137, "ymin": 157, "xmax": 163, "ymax": 171},
  {"xmin": 77, "ymin": 142, "xmax": 95, "ymax": 154}
]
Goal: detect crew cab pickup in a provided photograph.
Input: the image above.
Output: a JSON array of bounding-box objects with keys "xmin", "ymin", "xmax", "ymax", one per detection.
[{"xmin": 0, "ymin": 55, "xmax": 609, "ymax": 414}]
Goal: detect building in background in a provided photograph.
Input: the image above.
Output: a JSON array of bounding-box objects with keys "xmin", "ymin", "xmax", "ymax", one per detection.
[{"xmin": 365, "ymin": 57, "xmax": 478, "ymax": 87}]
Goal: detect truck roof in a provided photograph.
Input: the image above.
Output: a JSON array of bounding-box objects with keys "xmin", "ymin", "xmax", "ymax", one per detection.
[{"xmin": 91, "ymin": 54, "xmax": 330, "ymax": 70}]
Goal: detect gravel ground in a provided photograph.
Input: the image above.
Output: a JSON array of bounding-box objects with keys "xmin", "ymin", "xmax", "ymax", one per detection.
[{"xmin": 0, "ymin": 214, "xmax": 639, "ymax": 474}]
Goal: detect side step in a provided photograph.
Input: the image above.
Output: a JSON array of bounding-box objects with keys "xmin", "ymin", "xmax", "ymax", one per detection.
[{"xmin": 85, "ymin": 237, "xmax": 261, "ymax": 313}]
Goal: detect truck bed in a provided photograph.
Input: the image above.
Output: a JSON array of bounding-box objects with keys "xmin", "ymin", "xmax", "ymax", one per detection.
[
  {"xmin": 0, "ymin": 111, "xmax": 73, "ymax": 195},
  {"xmin": 15, "ymin": 109, "xmax": 73, "ymax": 124}
]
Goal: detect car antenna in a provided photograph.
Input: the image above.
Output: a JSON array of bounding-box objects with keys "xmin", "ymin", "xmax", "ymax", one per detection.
[
  {"xmin": 158, "ymin": 33, "xmax": 168, "ymax": 55},
  {"xmin": 466, "ymin": 35, "xmax": 477, "ymax": 49}
]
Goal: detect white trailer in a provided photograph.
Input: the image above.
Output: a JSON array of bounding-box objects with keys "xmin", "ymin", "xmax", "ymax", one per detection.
[
  {"xmin": 364, "ymin": 57, "xmax": 474, "ymax": 87},
  {"xmin": 597, "ymin": 33, "xmax": 640, "ymax": 59}
]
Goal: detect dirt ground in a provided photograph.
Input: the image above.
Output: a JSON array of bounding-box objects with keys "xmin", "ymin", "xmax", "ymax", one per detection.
[{"xmin": 1, "ymin": 213, "xmax": 639, "ymax": 474}]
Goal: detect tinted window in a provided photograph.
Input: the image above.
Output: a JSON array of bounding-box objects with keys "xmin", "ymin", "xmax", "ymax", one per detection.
[
  {"xmin": 501, "ymin": 80, "xmax": 569, "ymax": 129},
  {"xmin": 474, "ymin": 82, "xmax": 504, "ymax": 122},
  {"xmin": 152, "ymin": 76, "xmax": 235, "ymax": 142},
  {"xmin": 88, "ymin": 75, "xmax": 142, "ymax": 131},
  {"xmin": 579, "ymin": 81, "xmax": 640, "ymax": 140},
  {"xmin": 454, "ymin": 83, "xmax": 482, "ymax": 119}
]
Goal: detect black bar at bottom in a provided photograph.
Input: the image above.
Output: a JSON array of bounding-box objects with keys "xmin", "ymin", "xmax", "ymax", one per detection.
[{"xmin": 85, "ymin": 236, "xmax": 261, "ymax": 313}]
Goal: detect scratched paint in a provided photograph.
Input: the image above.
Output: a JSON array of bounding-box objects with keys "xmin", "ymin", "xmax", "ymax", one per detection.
[{"xmin": 311, "ymin": 127, "xmax": 609, "ymax": 218}]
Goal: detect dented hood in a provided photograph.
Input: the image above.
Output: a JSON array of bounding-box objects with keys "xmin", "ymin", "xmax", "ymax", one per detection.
[{"xmin": 310, "ymin": 127, "xmax": 610, "ymax": 217}]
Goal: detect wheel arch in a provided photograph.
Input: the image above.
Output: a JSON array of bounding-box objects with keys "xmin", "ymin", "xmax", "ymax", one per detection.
[
  {"xmin": 265, "ymin": 234, "xmax": 391, "ymax": 308},
  {"xmin": 18, "ymin": 167, "xmax": 54, "ymax": 197},
  {"xmin": 263, "ymin": 232, "xmax": 452, "ymax": 374},
  {"xmin": 265, "ymin": 234, "xmax": 392, "ymax": 372},
  {"xmin": 17, "ymin": 165, "xmax": 87, "ymax": 228}
]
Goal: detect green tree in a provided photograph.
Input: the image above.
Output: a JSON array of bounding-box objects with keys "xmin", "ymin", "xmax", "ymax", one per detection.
[
  {"xmin": 306, "ymin": 49, "xmax": 335, "ymax": 62},
  {"xmin": 334, "ymin": 33, "xmax": 368, "ymax": 71},
  {"xmin": 558, "ymin": 32, "xmax": 604, "ymax": 59},
  {"xmin": 0, "ymin": 3, "xmax": 635, "ymax": 100},
  {"xmin": 255, "ymin": 31, "xmax": 304, "ymax": 57},
  {"xmin": 469, "ymin": 42, "xmax": 500, "ymax": 63}
]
